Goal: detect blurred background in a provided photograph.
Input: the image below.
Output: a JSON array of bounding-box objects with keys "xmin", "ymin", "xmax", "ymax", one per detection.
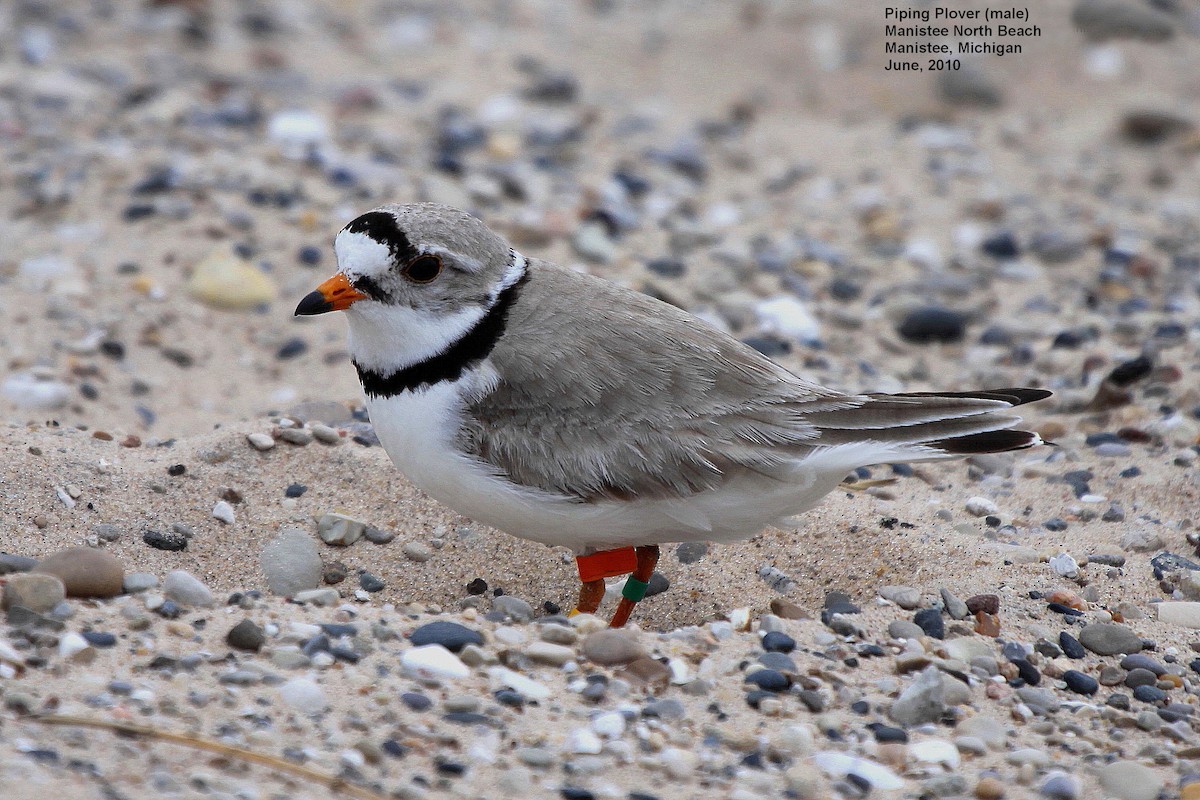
[{"xmin": 1, "ymin": 0, "xmax": 1198, "ymax": 438}]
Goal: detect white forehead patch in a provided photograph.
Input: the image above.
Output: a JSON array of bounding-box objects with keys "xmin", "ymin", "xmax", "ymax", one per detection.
[{"xmin": 334, "ymin": 230, "xmax": 393, "ymax": 277}]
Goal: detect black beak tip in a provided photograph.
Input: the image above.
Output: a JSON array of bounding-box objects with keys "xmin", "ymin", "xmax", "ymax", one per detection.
[{"xmin": 294, "ymin": 291, "xmax": 333, "ymax": 317}]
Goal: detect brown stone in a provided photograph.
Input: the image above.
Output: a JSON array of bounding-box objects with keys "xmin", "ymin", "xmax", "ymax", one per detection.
[
  {"xmin": 975, "ymin": 775, "xmax": 1005, "ymax": 799},
  {"xmin": 2, "ymin": 573, "xmax": 66, "ymax": 612},
  {"xmin": 965, "ymin": 594, "xmax": 1000, "ymax": 615},
  {"xmin": 974, "ymin": 611, "xmax": 1001, "ymax": 637},
  {"xmin": 581, "ymin": 629, "xmax": 646, "ymax": 666},
  {"xmin": 769, "ymin": 599, "xmax": 809, "ymax": 620},
  {"xmin": 32, "ymin": 547, "xmax": 123, "ymax": 598},
  {"xmin": 619, "ymin": 656, "xmax": 670, "ymax": 690}
]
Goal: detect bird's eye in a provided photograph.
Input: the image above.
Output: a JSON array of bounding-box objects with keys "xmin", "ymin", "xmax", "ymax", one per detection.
[{"xmin": 402, "ymin": 255, "xmax": 442, "ymax": 284}]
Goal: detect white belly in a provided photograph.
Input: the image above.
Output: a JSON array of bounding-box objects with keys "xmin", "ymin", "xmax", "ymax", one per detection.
[{"xmin": 364, "ymin": 375, "xmax": 899, "ymax": 553}]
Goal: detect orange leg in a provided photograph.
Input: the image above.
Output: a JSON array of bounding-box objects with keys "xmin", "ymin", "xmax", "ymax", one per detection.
[
  {"xmin": 575, "ymin": 579, "xmax": 606, "ymax": 615},
  {"xmin": 609, "ymin": 545, "xmax": 660, "ymax": 628}
]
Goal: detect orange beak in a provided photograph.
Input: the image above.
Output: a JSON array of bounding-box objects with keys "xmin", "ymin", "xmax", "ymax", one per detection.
[{"xmin": 294, "ymin": 273, "xmax": 367, "ymax": 316}]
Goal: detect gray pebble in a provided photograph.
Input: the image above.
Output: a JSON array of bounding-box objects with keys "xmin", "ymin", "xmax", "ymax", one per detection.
[
  {"xmin": 492, "ymin": 594, "xmax": 534, "ymax": 622},
  {"xmin": 939, "ymin": 588, "xmax": 970, "ymax": 620},
  {"xmin": 402, "ymin": 541, "xmax": 432, "ymax": 561},
  {"xmin": 889, "ymin": 665, "xmax": 945, "ymax": 726},
  {"xmin": 1078, "ymin": 622, "xmax": 1143, "ymax": 656},
  {"xmin": 163, "ymin": 570, "xmax": 214, "ymax": 607},
  {"xmin": 260, "ymin": 529, "xmax": 323, "ymax": 595}
]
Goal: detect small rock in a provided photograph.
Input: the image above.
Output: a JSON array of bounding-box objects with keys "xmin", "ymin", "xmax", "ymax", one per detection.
[
  {"xmin": 1078, "ymin": 622, "xmax": 1143, "ymax": 655},
  {"xmin": 888, "ymin": 620, "xmax": 925, "ymax": 640},
  {"xmin": 358, "ymin": 571, "xmax": 384, "ymax": 592},
  {"xmin": 292, "ymin": 588, "xmax": 339, "ymax": 606},
  {"xmin": 581, "ymin": 630, "xmax": 645, "ymax": 665},
  {"xmin": 163, "ymin": 570, "xmax": 214, "ymax": 607},
  {"xmin": 226, "ymin": 619, "xmax": 266, "ymax": 651},
  {"xmin": 410, "ymin": 621, "xmax": 483, "ymax": 653},
  {"xmin": 2, "ymin": 573, "xmax": 66, "ymax": 613},
  {"xmin": 964, "ymin": 496, "xmax": 999, "ymax": 517},
  {"xmin": 401, "ymin": 644, "xmax": 470, "ymax": 680},
  {"xmin": 525, "ymin": 641, "xmax": 574, "ymax": 667},
  {"xmin": 261, "ymin": 529, "xmax": 323, "ymax": 595},
  {"xmin": 33, "ymin": 547, "xmax": 123, "ymax": 598},
  {"xmin": 363, "ymin": 526, "xmax": 396, "ymax": 544},
  {"xmin": 897, "ymin": 306, "xmax": 968, "ymax": 344},
  {"xmin": 890, "ymin": 665, "xmax": 945, "ymax": 726},
  {"xmin": 1156, "ymin": 602, "xmax": 1200, "ymax": 629},
  {"xmin": 913, "ymin": 608, "xmax": 945, "ymax": 639},
  {"xmin": 122, "ymin": 572, "xmax": 157, "ymax": 594},
  {"xmin": 492, "ymin": 595, "xmax": 534, "ymax": 622},
  {"xmin": 279, "ymin": 677, "xmax": 327, "ymax": 714},
  {"xmin": 187, "ymin": 249, "xmax": 276, "ymax": 310},
  {"xmin": 58, "ymin": 631, "xmax": 95, "ymax": 663},
  {"xmin": 675, "ymin": 541, "xmax": 708, "ymax": 564},
  {"xmin": 317, "ymin": 512, "xmax": 366, "ymax": 546},
  {"xmin": 939, "ymin": 588, "xmax": 970, "ymax": 620},
  {"xmin": 1040, "ymin": 771, "xmax": 1081, "ymax": 800},
  {"xmin": 143, "ymin": 529, "xmax": 188, "ymax": 551},
  {"xmin": 1096, "ymin": 760, "xmax": 1164, "ymax": 800},
  {"xmin": 879, "ymin": 585, "xmax": 922, "ymax": 609},
  {"xmin": 247, "ymin": 433, "xmax": 276, "ymax": 451},
  {"xmin": 211, "ymin": 500, "xmax": 235, "ymax": 525},
  {"xmin": 967, "ymin": 595, "xmax": 1002, "ymax": 615},
  {"xmin": 402, "ymin": 541, "xmax": 432, "ymax": 561},
  {"xmin": 1062, "ymin": 670, "xmax": 1099, "ymax": 695}
]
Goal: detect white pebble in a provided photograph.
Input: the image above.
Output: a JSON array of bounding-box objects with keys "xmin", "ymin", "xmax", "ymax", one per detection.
[
  {"xmin": 812, "ymin": 752, "xmax": 904, "ymax": 791},
  {"xmin": 401, "ymin": 644, "xmax": 469, "ymax": 680},
  {"xmin": 247, "ymin": 432, "xmax": 275, "ymax": 451},
  {"xmin": 964, "ymin": 496, "xmax": 999, "ymax": 517},
  {"xmin": 566, "ymin": 728, "xmax": 603, "ymax": 755},
  {"xmin": 909, "ymin": 738, "xmax": 960, "ymax": 769},
  {"xmin": 279, "ymin": 677, "xmax": 327, "ymax": 714},
  {"xmin": 487, "ymin": 666, "xmax": 551, "ymax": 700},
  {"xmin": 212, "ymin": 500, "xmax": 235, "ymax": 525},
  {"xmin": 58, "ymin": 632, "xmax": 94, "ymax": 662},
  {"xmin": 267, "ymin": 110, "xmax": 328, "ymax": 156},
  {"xmin": 3, "ymin": 373, "xmax": 71, "ymax": 410},
  {"xmin": 754, "ymin": 296, "xmax": 820, "ymax": 345},
  {"xmin": 1049, "ymin": 552, "xmax": 1079, "ymax": 578},
  {"xmin": 591, "ymin": 710, "xmax": 626, "ymax": 738}
]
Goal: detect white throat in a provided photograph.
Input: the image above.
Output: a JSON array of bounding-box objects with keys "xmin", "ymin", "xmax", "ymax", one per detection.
[{"xmin": 345, "ymin": 302, "xmax": 485, "ymax": 374}]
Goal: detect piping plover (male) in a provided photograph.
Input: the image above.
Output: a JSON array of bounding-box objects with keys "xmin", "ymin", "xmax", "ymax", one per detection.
[{"xmin": 296, "ymin": 203, "xmax": 1049, "ymax": 627}]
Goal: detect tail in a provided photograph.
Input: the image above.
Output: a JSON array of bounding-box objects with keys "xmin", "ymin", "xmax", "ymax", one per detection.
[{"xmin": 802, "ymin": 387, "xmax": 1051, "ymax": 460}]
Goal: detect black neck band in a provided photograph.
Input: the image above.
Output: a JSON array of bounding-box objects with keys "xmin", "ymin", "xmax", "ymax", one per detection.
[{"xmin": 354, "ymin": 271, "xmax": 528, "ymax": 398}]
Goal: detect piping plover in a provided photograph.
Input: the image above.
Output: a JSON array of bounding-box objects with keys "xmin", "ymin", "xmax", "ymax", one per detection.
[{"xmin": 296, "ymin": 203, "xmax": 1049, "ymax": 627}]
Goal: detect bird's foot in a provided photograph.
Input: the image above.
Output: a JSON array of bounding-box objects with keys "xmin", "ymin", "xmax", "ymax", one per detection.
[{"xmin": 569, "ymin": 545, "xmax": 660, "ymax": 627}]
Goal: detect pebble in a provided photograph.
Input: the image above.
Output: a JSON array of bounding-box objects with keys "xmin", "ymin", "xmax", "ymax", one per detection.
[
  {"xmin": 278, "ymin": 428, "xmax": 313, "ymax": 446},
  {"xmin": 964, "ymin": 496, "xmax": 999, "ymax": 517},
  {"xmin": 247, "ymin": 432, "xmax": 276, "ymax": 451},
  {"xmin": 260, "ymin": 529, "xmax": 323, "ymax": 595},
  {"xmin": 358, "ymin": 572, "xmax": 384, "ymax": 592},
  {"xmin": 402, "ymin": 541, "xmax": 432, "ymax": 562},
  {"xmin": 525, "ymin": 641, "xmax": 573, "ymax": 666},
  {"xmin": 162, "ymin": 570, "xmax": 214, "ymax": 607},
  {"xmin": 889, "ymin": 666, "xmax": 945, "ymax": 726},
  {"xmin": 581, "ymin": 630, "xmax": 645, "ymax": 665},
  {"xmin": 210, "ymin": 500, "xmax": 235, "ymax": 525},
  {"xmin": 2, "ymin": 573, "xmax": 66, "ymax": 613},
  {"xmin": 226, "ymin": 619, "xmax": 265, "ymax": 651},
  {"xmin": 2, "ymin": 372, "xmax": 71, "ymax": 410},
  {"xmin": 762, "ymin": 631, "xmax": 796, "ymax": 653},
  {"xmin": 122, "ymin": 572, "xmax": 157, "ymax": 593},
  {"xmin": 888, "ymin": 620, "xmax": 925, "ymax": 640},
  {"xmin": 33, "ymin": 548, "xmax": 123, "ymax": 598},
  {"xmin": 317, "ymin": 513, "xmax": 366, "ymax": 546},
  {"xmin": 897, "ymin": 307, "xmax": 968, "ymax": 344},
  {"xmin": 187, "ymin": 250, "xmax": 276, "ymax": 310},
  {"xmin": 143, "ymin": 529, "xmax": 188, "ymax": 551},
  {"xmin": 279, "ymin": 677, "xmax": 327, "ymax": 714},
  {"xmin": 1078, "ymin": 622, "xmax": 1143, "ymax": 655},
  {"xmin": 940, "ymin": 589, "xmax": 970, "ymax": 620},
  {"xmin": 1156, "ymin": 602, "xmax": 1200, "ymax": 628},
  {"xmin": 878, "ymin": 585, "xmax": 922, "ymax": 609},
  {"xmin": 912, "ymin": 608, "xmax": 945, "ymax": 639},
  {"xmin": 1096, "ymin": 761, "xmax": 1164, "ymax": 800},
  {"xmin": 410, "ymin": 621, "xmax": 483, "ymax": 652},
  {"xmin": 1062, "ymin": 670, "xmax": 1098, "ymax": 695},
  {"xmin": 401, "ymin": 644, "xmax": 470, "ymax": 680},
  {"xmin": 292, "ymin": 588, "xmax": 338, "ymax": 606},
  {"xmin": 493, "ymin": 595, "xmax": 534, "ymax": 623}
]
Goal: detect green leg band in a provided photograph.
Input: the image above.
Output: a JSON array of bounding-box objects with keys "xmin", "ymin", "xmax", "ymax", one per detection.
[{"xmin": 622, "ymin": 577, "xmax": 649, "ymax": 603}]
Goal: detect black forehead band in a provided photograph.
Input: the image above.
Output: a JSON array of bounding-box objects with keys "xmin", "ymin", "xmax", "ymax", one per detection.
[{"xmin": 342, "ymin": 211, "xmax": 418, "ymax": 262}]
